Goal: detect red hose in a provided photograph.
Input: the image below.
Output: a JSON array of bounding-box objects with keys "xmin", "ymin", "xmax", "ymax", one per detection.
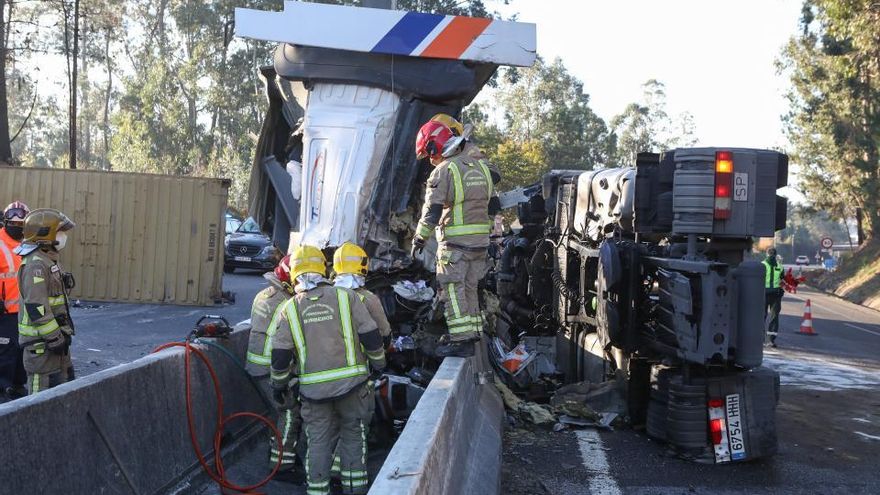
[{"xmin": 153, "ymin": 341, "xmax": 283, "ymax": 495}]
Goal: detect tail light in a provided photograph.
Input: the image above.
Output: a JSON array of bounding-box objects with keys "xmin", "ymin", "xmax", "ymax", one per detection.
[
  {"xmin": 708, "ymin": 397, "xmax": 731, "ymax": 463},
  {"xmin": 714, "ymin": 151, "xmax": 733, "ymax": 219}
]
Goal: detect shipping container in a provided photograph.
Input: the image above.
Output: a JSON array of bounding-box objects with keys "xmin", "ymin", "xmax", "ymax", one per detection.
[{"xmin": 0, "ymin": 166, "xmax": 229, "ymax": 306}]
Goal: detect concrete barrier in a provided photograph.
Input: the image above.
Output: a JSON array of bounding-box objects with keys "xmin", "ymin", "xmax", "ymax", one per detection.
[
  {"xmin": 369, "ymin": 356, "xmax": 504, "ymax": 495},
  {"xmin": 0, "ymin": 328, "xmax": 266, "ymax": 495}
]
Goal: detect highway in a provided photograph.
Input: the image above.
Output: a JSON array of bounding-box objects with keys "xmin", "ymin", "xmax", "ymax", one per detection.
[{"xmin": 501, "ymin": 286, "xmax": 880, "ymax": 495}]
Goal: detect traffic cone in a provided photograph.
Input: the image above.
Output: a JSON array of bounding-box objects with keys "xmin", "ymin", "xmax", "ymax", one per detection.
[{"xmin": 796, "ymin": 299, "xmax": 818, "ymax": 336}]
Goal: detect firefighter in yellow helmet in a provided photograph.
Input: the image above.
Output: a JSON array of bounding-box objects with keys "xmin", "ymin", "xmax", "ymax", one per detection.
[
  {"xmin": 14, "ymin": 209, "xmax": 76, "ymax": 394},
  {"xmin": 270, "ymin": 245, "xmax": 385, "ymax": 495},
  {"xmin": 246, "ymin": 254, "xmax": 304, "ymax": 479},
  {"xmin": 332, "ymin": 242, "xmax": 391, "ymax": 343},
  {"xmin": 413, "ymin": 118, "xmax": 502, "ymax": 358}
]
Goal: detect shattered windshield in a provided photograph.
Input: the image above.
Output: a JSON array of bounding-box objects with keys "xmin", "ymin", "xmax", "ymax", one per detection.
[{"xmin": 237, "ymin": 217, "xmax": 262, "ymax": 234}]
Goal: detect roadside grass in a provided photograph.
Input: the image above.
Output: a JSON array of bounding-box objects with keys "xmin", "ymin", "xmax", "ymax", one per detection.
[{"xmin": 811, "ymin": 239, "xmax": 880, "ymax": 310}]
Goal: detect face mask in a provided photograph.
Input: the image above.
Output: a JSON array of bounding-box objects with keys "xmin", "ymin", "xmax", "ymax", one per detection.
[
  {"xmin": 55, "ymin": 231, "xmax": 68, "ymax": 250},
  {"xmin": 4, "ymin": 224, "xmax": 23, "ymax": 241}
]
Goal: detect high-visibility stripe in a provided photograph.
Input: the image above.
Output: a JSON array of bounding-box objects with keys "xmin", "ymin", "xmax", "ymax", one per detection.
[
  {"xmin": 0, "ymin": 273, "xmax": 16, "ymax": 279},
  {"xmin": 340, "ymin": 470, "xmax": 369, "ymax": 478},
  {"xmin": 285, "ymin": 300, "xmax": 308, "ymax": 375},
  {"xmin": 32, "ymin": 374, "xmax": 40, "ymax": 393},
  {"xmin": 445, "ymin": 223, "xmax": 491, "ymax": 237},
  {"xmin": 299, "ymin": 365, "xmax": 369, "ymax": 385},
  {"xmin": 258, "ymin": 303, "xmax": 286, "ymax": 362},
  {"xmin": 271, "ymin": 370, "xmax": 291, "ymax": 382},
  {"xmin": 448, "ymin": 162, "xmax": 465, "ymax": 225},
  {"xmin": 48, "ymin": 295, "xmax": 65, "ymax": 306},
  {"xmin": 366, "ymin": 349, "xmax": 385, "ymax": 361},
  {"xmin": 336, "ymin": 289, "xmax": 356, "ymax": 366},
  {"xmin": 0, "ymin": 241, "xmax": 15, "ymax": 274},
  {"xmin": 417, "ymin": 223, "xmax": 433, "ymax": 239},
  {"xmin": 447, "ymin": 283, "xmax": 462, "ymax": 318},
  {"xmin": 19, "ymin": 319, "xmax": 60, "ymax": 337},
  {"xmin": 478, "ymin": 160, "xmax": 494, "ymax": 197},
  {"xmin": 246, "ymin": 351, "xmax": 271, "ymax": 366}
]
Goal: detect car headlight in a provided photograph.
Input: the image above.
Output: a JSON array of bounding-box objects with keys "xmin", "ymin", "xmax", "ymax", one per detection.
[
  {"xmin": 224, "ymin": 236, "xmax": 230, "ymax": 247},
  {"xmin": 261, "ymin": 245, "xmax": 276, "ymax": 256}
]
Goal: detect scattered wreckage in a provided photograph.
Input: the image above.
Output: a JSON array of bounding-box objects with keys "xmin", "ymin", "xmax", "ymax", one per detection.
[{"xmin": 238, "ymin": 1, "xmax": 785, "ymax": 469}]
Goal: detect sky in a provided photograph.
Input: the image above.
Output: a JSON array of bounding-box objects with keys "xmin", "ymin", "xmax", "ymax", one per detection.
[{"xmin": 485, "ymin": 0, "xmax": 804, "ymax": 151}]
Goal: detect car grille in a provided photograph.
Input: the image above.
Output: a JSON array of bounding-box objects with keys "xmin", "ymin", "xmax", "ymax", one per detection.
[{"xmin": 228, "ymin": 243, "xmax": 262, "ymax": 257}]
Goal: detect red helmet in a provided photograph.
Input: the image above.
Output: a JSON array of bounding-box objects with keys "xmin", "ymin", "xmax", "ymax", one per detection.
[
  {"xmin": 274, "ymin": 255, "xmax": 292, "ymax": 286},
  {"xmin": 3, "ymin": 201, "xmax": 29, "ymax": 222},
  {"xmin": 415, "ymin": 120, "xmax": 455, "ymax": 160}
]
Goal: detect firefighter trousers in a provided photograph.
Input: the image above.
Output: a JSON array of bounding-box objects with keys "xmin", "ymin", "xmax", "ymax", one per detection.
[
  {"xmin": 764, "ymin": 288, "xmax": 783, "ymax": 343},
  {"xmin": 0, "ymin": 313, "xmax": 26, "ymax": 392},
  {"xmin": 22, "ymin": 341, "xmax": 73, "ymax": 394},
  {"xmin": 301, "ymin": 382, "xmax": 374, "ymax": 495},
  {"xmin": 258, "ymin": 377, "xmax": 303, "ymax": 471},
  {"xmin": 436, "ymin": 245, "xmax": 487, "ymax": 342}
]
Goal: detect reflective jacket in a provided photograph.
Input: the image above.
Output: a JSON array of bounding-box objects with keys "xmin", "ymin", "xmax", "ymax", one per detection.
[
  {"xmin": 17, "ymin": 249, "xmax": 72, "ymax": 348},
  {"xmin": 762, "ymin": 259, "xmax": 783, "ymax": 289},
  {"xmin": 0, "ymin": 229, "xmax": 22, "ymax": 314},
  {"xmin": 270, "ymin": 283, "xmax": 385, "ymax": 401},
  {"xmin": 246, "ymin": 274, "xmax": 291, "ymax": 376},
  {"xmin": 416, "ymin": 143, "xmax": 498, "ymax": 248}
]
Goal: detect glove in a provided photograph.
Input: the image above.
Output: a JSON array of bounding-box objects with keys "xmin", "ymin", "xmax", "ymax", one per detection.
[
  {"xmin": 62, "ymin": 272, "xmax": 76, "ymax": 290},
  {"xmin": 410, "ymin": 237, "xmax": 426, "ymax": 258}
]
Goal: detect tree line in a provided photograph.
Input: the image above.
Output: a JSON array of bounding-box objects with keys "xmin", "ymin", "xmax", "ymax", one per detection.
[{"xmin": 0, "ymin": 0, "xmax": 696, "ymax": 210}]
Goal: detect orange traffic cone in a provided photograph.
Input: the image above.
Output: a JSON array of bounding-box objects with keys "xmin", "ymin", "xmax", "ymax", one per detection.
[{"xmin": 796, "ymin": 299, "xmax": 818, "ymax": 336}]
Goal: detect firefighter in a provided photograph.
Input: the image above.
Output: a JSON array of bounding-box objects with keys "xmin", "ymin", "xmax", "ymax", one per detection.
[
  {"xmin": 763, "ymin": 247, "xmax": 784, "ymax": 347},
  {"xmin": 412, "ymin": 119, "xmax": 501, "ymax": 358},
  {"xmin": 270, "ymin": 245, "xmax": 386, "ymax": 495},
  {"xmin": 0, "ymin": 201, "xmax": 29, "ymax": 400},
  {"xmin": 15, "ymin": 209, "xmax": 76, "ymax": 394},
  {"xmin": 246, "ymin": 254, "xmax": 303, "ymax": 478},
  {"xmin": 332, "ymin": 242, "xmax": 391, "ymax": 344}
]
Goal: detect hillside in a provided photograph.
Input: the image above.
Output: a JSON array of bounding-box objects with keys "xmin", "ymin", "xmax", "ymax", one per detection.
[{"xmin": 810, "ymin": 240, "xmax": 880, "ymax": 311}]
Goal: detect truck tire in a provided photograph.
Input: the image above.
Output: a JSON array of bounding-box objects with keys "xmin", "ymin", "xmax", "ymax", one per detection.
[{"xmin": 646, "ymin": 364, "xmax": 676, "ymax": 441}]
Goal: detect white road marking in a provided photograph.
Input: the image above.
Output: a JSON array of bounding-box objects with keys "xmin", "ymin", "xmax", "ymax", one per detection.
[
  {"xmin": 86, "ymin": 348, "xmax": 102, "ymax": 352},
  {"xmin": 852, "ymin": 418, "xmax": 872, "ymax": 424},
  {"xmin": 844, "ymin": 322, "xmax": 880, "ymax": 338},
  {"xmin": 854, "ymin": 431, "xmax": 880, "ymax": 441},
  {"xmin": 786, "ymin": 292, "xmax": 880, "ymax": 338},
  {"xmin": 576, "ymin": 429, "xmax": 622, "ymax": 495}
]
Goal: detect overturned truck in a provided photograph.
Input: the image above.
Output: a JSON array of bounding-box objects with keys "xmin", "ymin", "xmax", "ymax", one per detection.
[{"xmin": 501, "ymin": 148, "xmax": 787, "ymax": 463}]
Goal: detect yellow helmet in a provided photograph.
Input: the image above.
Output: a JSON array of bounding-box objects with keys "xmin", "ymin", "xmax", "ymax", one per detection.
[
  {"xmin": 430, "ymin": 113, "xmax": 464, "ymax": 137},
  {"xmin": 333, "ymin": 242, "xmax": 369, "ymax": 276},
  {"xmin": 23, "ymin": 209, "xmax": 75, "ymax": 245},
  {"xmin": 290, "ymin": 245, "xmax": 327, "ymax": 280}
]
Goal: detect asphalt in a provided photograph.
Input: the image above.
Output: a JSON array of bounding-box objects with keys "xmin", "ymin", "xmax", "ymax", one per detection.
[
  {"xmin": 501, "ymin": 286, "xmax": 880, "ymax": 494},
  {"xmin": 67, "ymin": 270, "xmax": 267, "ymax": 376}
]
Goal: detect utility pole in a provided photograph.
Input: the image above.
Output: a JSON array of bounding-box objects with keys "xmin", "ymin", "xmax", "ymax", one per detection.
[{"xmin": 68, "ymin": 0, "xmax": 80, "ymax": 169}]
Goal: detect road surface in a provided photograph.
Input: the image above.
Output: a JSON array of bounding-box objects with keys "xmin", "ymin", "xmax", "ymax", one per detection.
[
  {"xmin": 67, "ymin": 270, "xmax": 266, "ymax": 377},
  {"xmin": 501, "ymin": 286, "xmax": 880, "ymax": 494}
]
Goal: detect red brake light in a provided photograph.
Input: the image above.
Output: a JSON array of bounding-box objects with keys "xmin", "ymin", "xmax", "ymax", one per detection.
[
  {"xmin": 710, "ymin": 418, "xmax": 724, "ymax": 444},
  {"xmin": 714, "ymin": 150, "xmax": 733, "ymax": 219},
  {"xmin": 708, "ymin": 399, "xmax": 724, "ymax": 408}
]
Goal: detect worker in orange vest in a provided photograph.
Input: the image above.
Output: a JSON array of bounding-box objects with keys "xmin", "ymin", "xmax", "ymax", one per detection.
[{"xmin": 0, "ymin": 201, "xmax": 29, "ymax": 400}]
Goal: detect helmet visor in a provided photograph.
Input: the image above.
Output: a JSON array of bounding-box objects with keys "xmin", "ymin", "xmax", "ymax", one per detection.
[{"xmin": 3, "ymin": 208, "xmax": 27, "ymax": 222}]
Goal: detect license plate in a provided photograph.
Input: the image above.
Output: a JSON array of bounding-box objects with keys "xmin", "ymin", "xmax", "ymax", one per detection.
[
  {"xmin": 726, "ymin": 394, "xmax": 747, "ymax": 460},
  {"xmin": 234, "ymin": 256, "xmax": 251, "ymax": 262}
]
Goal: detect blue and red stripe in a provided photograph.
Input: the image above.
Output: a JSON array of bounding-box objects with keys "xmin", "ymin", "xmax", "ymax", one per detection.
[{"xmin": 372, "ymin": 11, "xmax": 445, "ymax": 55}]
